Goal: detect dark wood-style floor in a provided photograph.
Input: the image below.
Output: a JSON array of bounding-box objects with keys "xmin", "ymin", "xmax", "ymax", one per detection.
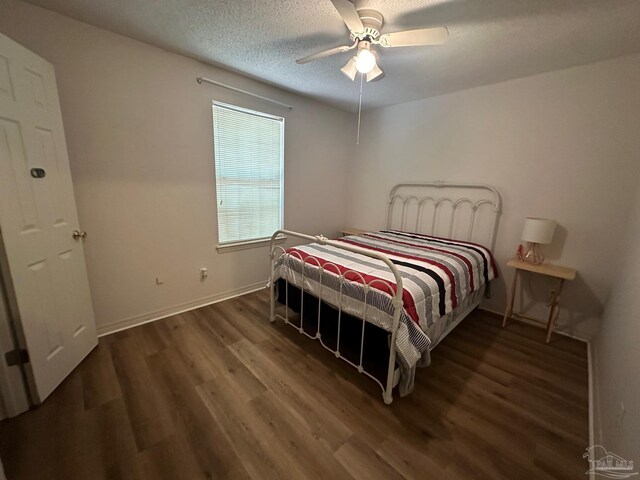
[{"xmin": 0, "ymin": 289, "xmax": 589, "ymax": 479}]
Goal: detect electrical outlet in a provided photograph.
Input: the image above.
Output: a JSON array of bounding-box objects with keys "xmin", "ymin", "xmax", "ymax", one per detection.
[
  {"xmin": 616, "ymin": 402, "xmax": 625, "ymax": 428},
  {"xmin": 200, "ymin": 267, "xmax": 208, "ymax": 281}
]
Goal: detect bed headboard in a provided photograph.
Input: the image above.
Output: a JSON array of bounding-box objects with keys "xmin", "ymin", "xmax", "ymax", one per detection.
[{"xmin": 386, "ymin": 182, "xmax": 502, "ymax": 251}]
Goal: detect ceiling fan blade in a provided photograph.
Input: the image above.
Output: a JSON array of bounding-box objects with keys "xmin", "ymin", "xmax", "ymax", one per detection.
[
  {"xmin": 296, "ymin": 43, "xmax": 355, "ymax": 64},
  {"xmin": 330, "ymin": 0, "xmax": 365, "ymax": 34},
  {"xmin": 378, "ymin": 27, "xmax": 449, "ymax": 48},
  {"xmin": 366, "ymin": 64, "xmax": 383, "ymax": 82}
]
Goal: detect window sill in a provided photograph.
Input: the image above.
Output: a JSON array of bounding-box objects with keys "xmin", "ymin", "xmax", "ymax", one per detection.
[{"xmin": 216, "ymin": 235, "xmax": 287, "ymax": 254}]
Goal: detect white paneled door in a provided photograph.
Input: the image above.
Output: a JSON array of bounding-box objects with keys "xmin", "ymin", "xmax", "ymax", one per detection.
[{"xmin": 0, "ymin": 33, "xmax": 97, "ymax": 402}]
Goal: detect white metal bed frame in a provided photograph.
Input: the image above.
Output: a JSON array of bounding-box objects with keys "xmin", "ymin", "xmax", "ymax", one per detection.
[{"xmin": 269, "ymin": 182, "xmax": 501, "ymax": 404}]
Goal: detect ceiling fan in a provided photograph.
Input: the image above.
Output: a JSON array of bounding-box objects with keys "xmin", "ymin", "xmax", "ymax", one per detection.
[{"xmin": 296, "ymin": 0, "xmax": 449, "ymax": 82}]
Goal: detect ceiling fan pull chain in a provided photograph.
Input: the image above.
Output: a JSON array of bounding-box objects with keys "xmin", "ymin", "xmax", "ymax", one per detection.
[{"xmin": 356, "ymin": 72, "xmax": 364, "ymax": 145}]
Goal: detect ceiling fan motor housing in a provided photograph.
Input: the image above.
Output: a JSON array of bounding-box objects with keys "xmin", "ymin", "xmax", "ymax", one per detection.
[{"xmin": 351, "ymin": 9, "xmax": 383, "ymax": 41}]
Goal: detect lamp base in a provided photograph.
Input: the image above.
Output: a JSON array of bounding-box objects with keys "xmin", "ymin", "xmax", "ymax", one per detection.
[{"xmin": 522, "ymin": 242, "xmax": 544, "ymax": 264}]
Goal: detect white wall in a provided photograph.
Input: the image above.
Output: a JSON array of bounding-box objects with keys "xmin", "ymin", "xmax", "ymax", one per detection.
[
  {"xmin": 0, "ymin": 0, "xmax": 354, "ymax": 334},
  {"xmin": 347, "ymin": 54, "xmax": 640, "ymax": 339},
  {"xmin": 593, "ymin": 181, "xmax": 640, "ymax": 461}
]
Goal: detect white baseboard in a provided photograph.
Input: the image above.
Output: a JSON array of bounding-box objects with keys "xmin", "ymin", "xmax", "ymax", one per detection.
[
  {"xmin": 97, "ymin": 280, "xmax": 268, "ymax": 337},
  {"xmin": 478, "ymin": 306, "xmax": 589, "ymax": 342},
  {"xmin": 587, "ymin": 340, "xmax": 596, "ymax": 474}
]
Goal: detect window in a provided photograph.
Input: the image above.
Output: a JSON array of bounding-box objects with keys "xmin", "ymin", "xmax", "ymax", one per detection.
[{"xmin": 212, "ymin": 102, "xmax": 284, "ymax": 248}]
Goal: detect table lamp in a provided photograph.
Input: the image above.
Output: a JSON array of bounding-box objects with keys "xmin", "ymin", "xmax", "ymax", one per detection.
[{"xmin": 521, "ymin": 217, "xmax": 556, "ymax": 264}]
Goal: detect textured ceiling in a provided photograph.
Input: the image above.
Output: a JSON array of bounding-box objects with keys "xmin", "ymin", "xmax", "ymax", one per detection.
[{"xmin": 22, "ymin": 0, "xmax": 640, "ymax": 111}]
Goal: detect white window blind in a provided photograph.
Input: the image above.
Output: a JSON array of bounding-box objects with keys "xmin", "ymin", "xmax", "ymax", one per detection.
[{"xmin": 212, "ymin": 102, "xmax": 284, "ymax": 245}]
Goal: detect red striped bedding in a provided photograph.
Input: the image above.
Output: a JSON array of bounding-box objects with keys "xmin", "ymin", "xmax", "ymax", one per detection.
[{"xmin": 273, "ymin": 230, "xmax": 498, "ymax": 369}]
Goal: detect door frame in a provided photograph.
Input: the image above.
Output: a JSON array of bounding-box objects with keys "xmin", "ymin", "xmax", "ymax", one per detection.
[{"xmin": 0, "ymin": 241, "xmax": 31, "ymax": 418}]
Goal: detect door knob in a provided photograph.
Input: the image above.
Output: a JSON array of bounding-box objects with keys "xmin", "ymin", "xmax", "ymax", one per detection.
[{"xmin": 72, "ymin": 229, "xmax": 87, "ymax": 240}]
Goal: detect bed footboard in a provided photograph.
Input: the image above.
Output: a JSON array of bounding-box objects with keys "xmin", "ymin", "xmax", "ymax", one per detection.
[{"xmin": 268, "ymin": 229, "xmax": 404, "ymax": 405}]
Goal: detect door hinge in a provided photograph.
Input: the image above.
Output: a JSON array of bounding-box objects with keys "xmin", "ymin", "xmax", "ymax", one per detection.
[{"xmin": 5, "ymin": 348, "xmax": 29, "ymax": 366}]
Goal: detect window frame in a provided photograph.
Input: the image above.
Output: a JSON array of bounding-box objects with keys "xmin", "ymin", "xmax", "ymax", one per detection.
[{"xmin": 211, "ymin": 101, "xmax": 285, "ymax": 252}]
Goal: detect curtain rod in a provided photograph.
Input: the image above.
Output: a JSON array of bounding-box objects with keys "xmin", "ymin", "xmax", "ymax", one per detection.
[{"xmin": 196, "ymin": 77, "xmax": 293, "ymax": 110}]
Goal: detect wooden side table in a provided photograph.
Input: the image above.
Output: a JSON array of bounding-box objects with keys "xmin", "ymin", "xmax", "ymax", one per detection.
[
  {"xmin": 339, "ymin": 228, "xmax": 367, "ymax": 237},
  {"xmin": 502, "ymin": 259, "xmax": 577, "ymax": 343}
]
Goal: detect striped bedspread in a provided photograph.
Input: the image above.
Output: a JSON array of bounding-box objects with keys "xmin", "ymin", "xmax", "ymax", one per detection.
[{"xmin": 273, "ymin": 230, "xmax": 498, "ymax": 369}]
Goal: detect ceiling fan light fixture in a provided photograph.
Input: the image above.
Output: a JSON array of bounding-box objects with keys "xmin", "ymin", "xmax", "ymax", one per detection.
[
  {"xmin": 354, "ymin": 48, "xmax": 376, "ymax": 74},
  {"xmin": 366, "ymin": 64, "xmax": 383, "ymax": 82},
  {"xmin": 340, "ymin": 57, "xmax": 358, "ymax": 81}
]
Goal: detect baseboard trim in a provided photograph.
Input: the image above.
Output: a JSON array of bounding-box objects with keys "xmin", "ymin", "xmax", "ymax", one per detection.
[
  {"xmin": 587, "ymin": 340, "xmax": 596, "ymax": 467},
  {"xmin": 478, "ymin": 306, "xmax": 589, "ymax": 342},
  {"xmin": 478, "ymin": 306, "xmax": 596, "ymax": 470},
  {"xmin": 97, "ymin": 281, "xmax": 268, "ymax": 337}
]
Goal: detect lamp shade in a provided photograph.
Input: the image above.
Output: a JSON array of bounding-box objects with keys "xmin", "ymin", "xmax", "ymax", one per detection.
[
  {"xmin": 366, "ymin": 64, "xmax": 383, "ymax": 82},
  {"xmin": 340, "ymin": 57, "xmax": 357, "ymax": 81},
  {"xmin": 521, "ymin": 217, "xmax": 556, "ymax": 244}
]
